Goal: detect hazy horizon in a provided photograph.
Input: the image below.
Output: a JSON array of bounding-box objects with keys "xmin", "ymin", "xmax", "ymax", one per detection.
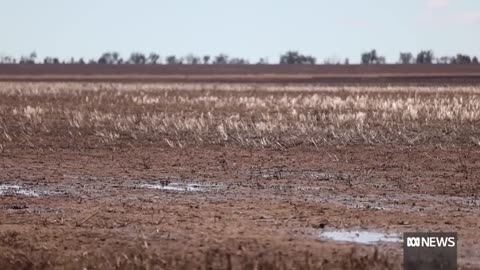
[{"xmin": 1, "ymin": 0, "xmax": 479, "ymax": 63}]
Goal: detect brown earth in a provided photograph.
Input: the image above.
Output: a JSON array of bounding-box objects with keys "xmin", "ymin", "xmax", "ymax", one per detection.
[
  {"xmin": 1, "ymin": 146, "xmax": 480, "ymax": 270},
  {"xmin": 1, "ymin": 64, "xmax": 480, "ymax": 84},
  {"xmin": 0, "ymin": 82, "xmax": 479, "ymax": 269}
]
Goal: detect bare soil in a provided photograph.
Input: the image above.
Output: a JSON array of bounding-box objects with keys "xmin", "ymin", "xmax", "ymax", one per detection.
[
  {"xmin": 0, "ymin": 81, "xmax": 479, "ymax": 269},
  {"xmin": 1, "ymin": 64, "xmax": 480, "ymax": 84},
  {"xmin": 1, "ymin": 146, "xmax": 480, "ymax": 269}
]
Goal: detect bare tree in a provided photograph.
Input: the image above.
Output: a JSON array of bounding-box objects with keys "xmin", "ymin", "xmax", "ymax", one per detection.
[{"xmin": 148, "ymin": 53, "xmax": 160, "ymax": 64}]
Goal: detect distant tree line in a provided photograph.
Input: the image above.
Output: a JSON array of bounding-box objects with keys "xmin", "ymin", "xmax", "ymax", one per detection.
[
  {"xmin": 0, "ymin": 50, "xmax": 478, "ymax": 65},
  {"xmin": 361, "ymin": 49, "xmax": 478, "ymax": 65}
]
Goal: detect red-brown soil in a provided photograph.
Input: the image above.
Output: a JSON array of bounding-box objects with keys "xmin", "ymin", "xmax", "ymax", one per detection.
[
  {"xmin": 0, "ymin": 82, "xmax": 479, "ymax": 269},
  {"xmin": 1, "ymin": 146, "xmax": 480, "ymax": 269},
  {"xmin": 1, "ymin": 64, "xmax": 480, "ymax": 84}
]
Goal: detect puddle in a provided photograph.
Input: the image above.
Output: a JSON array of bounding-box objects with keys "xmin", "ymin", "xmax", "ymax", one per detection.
[
  {"xmin": 141, "ymin": 182, "xmax": 224, "ymax": 192},
  {"xmin": 319, "ymin": 230, "xmax": 401, "ymax": 245},
  {"xmin": 245, "ymin": 168, "xmax": 349, "ymax": 181},
  {"xmin": 0, "ymin": 184, "xmax": 39, "ymax": 197}
]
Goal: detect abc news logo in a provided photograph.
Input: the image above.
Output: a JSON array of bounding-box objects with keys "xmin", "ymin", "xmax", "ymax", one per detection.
[
  {"xmin": 403, "ymin": 232, "xmax": 457, "ymax": 270},
  {"xmin": 406, "ymin": 236, "xmax": 456, "ymax": 248}
]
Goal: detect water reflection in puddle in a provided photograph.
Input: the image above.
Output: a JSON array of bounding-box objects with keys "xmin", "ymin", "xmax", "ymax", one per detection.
[
  {"xmin": 319, "ymin": 230, "xmax": 401, "ymax": 244},
  {"xmin": 0, "ymin": 184, "xmax": 39, "ymax": 197},
  {"xmin": 141, "ymin": 182, "xmax": 223, "ymax": 192}
]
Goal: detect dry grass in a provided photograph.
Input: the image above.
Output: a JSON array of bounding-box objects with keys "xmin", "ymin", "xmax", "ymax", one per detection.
[{"xmin": 1, "ymin": 82, "xmax": 479, "ymax": 149}]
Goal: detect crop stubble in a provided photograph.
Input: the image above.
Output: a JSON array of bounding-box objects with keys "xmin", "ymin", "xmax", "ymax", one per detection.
[{"xmin": 0, "ymin": 82, "xmax": 479, "ymax": 269}]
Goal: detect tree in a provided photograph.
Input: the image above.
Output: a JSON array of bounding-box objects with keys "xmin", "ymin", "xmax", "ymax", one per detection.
[
  {"xmin": 98, "ymin": 52, "xmax": 121, "ymax": 64},
  {"xmin": 361, "ymin": 53, "xmax": 370, "ymax": 64},
  {"xmin": 280, "ymin": 51, "xmax": 316, "ymax": 64},
  {"xmin": 185, "ymin": 54, "xmax": 200, "ymax": 64},
  {"xmin": 455, "ymin": 54, "xmax": 472, "ymax": 64},
  {"xmin": 229, "ymin": 58, "xmax": 249, "ymax": 64},
  {"xmin": 0, "ymin": 56, "xmax": 14, "ymax": 64},
  {"xmin": 437, "ymin": 56, "xmax": 453, "ymax": 64},
  {"xmin": 213, "ymin": 54, "xmax": 229, "ymax": 64},
  {"xmin": 129, "ymin": 52, "xmax": 146, "ymax": 64},
  {"xmin": 30, "ymin": 52, "xmax": 37, "ymax": 62},
  {"xmin": 399, "ymin": 52, "xmax": 414, "ymax": 64},
  {"xmin": 43, "ymin": 57, "xmax": 60, "ymax": 64},
  {"xmin": 361, "ymin": 49, "xmax": 385, "ymax": 64},
  {"xmin": 166, "ymin": 55, "xmax": 181, "ymax": 64},
  {"xmin": 112, "ymin": 52, "xmax": 120, "ymax": 63},
  {"xmin": 20, "ymin": 52, "xmax": 37, "ymax": 64},
  {"xmin": 473, "ymin": 57, "xmax": 479, "ymax": 64},
  {"xmin": 148, "ymin": 53, "xmax": 160, "ymax": 64},
  {"xmin": 280, "ymin": 51, "xmax": 300, "ymax": 64},
  {"xmin": 98, "ymin": 52, "xmax": 108, "ymax": 64},
  {"xmin": 203, "ymin": 55, "xmax": 210, "ymax": 64},
  {"xmin": 416, "ymin": 50, "xmax": 434, "ymax": 64},
  {"xmin": 257, "ymin": 58, "xmax": 269, "ymax": 64}
]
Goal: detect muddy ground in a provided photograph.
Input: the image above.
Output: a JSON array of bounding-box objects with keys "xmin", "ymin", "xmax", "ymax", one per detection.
[
  {"xmin": 0, "ymin": 82, "xmax": 479, "ymax": 269},
  {"xmin": 1, "ymin": 145, "xmax": 479, "ymax": 269}
]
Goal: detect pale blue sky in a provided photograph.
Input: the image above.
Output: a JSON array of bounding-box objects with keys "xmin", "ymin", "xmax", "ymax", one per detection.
[{"xmin": 1, "ymin": 0, "xmax": 479, "ymax": 63}]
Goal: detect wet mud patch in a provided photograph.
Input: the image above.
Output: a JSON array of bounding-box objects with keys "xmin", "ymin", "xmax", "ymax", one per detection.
[
  {"xmin": 322, "ymin": 193, "xmax": 480, "ymax": 213},
  {"xmin": 242, "ymin": 167, "xmax": 351, "ymax": 181},
  {"xmin": 319, "ymin": 229, "xmax": 401, "ymax": 245},
  {"xmin": 0, "ymin": 184, "xmax": 39, "ymax": 197},
  {"xmin": 63, "ymin": 174, "xmax": 116, "ymax": 182},
  {"xmin": 2, "ymin": 203, "xmax": 64, "ymax": 214},
  {"xmin": 140, "ymin": 181, "xmax": 227, "ymax": 192}
]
